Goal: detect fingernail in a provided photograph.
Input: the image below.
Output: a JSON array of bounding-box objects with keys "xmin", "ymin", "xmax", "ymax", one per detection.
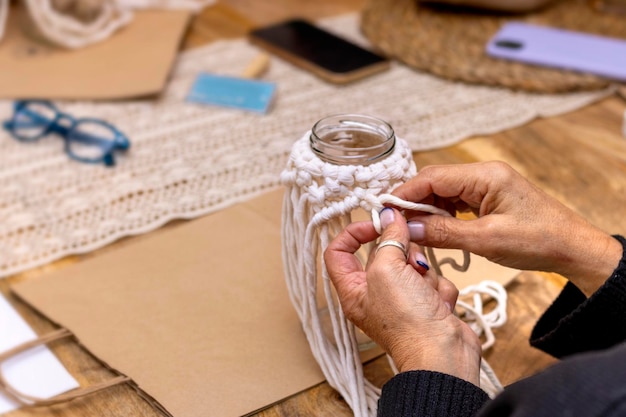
[
  {"xmin": 415, "ymin": 252, "xmax": 429, "ymax": 271},
  {"xmin": 445, "ymin": 302, "xmax": 453, "ymax": 312},
  {"xmin": 380, "ymin": 207, "xmax": 394, "ymax": 229},
  {"xmin": 408, "ymin": 221, "xmax": 425, "ymax": 241}
]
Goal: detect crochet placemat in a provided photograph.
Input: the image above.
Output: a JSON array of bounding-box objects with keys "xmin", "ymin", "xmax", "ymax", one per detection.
[
  {"xmin": 361, "ymin": 0, "xmax": 626, "ymax": 92},
  {"xmin": 0, "ymin": 13, "xmax": 614, "ymax": 278}
]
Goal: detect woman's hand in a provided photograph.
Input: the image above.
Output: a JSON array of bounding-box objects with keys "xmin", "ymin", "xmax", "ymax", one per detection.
[
  {"xmin": 392, "ymin": 161, "xmax": 623, "ymax": 297},
  {"xmin": 324, "ymin": 207, "xmax": 482, "ymax": 385}
]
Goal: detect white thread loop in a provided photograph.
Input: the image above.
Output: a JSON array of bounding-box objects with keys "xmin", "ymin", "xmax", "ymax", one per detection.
[
  {"xmin": 458, "ymin": 280, "xmax": 508, "ymax": 350},
  {"xmin": 370, "ymin": 193, "xmax": 451, "ymax": 234},
  {"xmin": 370, "ymin": 194, "xmax": 472, "ymax": 279},
  {"xmin": 457, "ymin": 280, "xmax": 508, "ymax": 396}
]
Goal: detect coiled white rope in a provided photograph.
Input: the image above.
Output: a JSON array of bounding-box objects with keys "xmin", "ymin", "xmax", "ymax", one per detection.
[
  {"xmin": 0, "ymin": 0, "xmax": 213, "ymax": 49},
  {"xmin": 281, "ymin": 132, "xmax": 507, "ymax": 416},
  {"xmin": 22, "ymin": 0, "xmax": 132, "ymax": 49}
]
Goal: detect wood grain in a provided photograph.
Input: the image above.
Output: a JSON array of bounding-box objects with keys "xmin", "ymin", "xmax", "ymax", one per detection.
[{"xmin": 3, "ymin": 1, "xmax": 626, "ymax": 416}]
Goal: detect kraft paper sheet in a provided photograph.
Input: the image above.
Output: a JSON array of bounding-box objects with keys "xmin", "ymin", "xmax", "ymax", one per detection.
[
  {"xmin": 12, "ymin": 188, "xmax": 519, "ymax": 416},
  {"xmin": 0, "ymin": 4, "xmax": 191, "ymax": 100}
]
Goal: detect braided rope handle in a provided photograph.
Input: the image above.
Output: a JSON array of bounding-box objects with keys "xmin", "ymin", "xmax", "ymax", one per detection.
[{"xmin": 0, "ymin": 328, "xmax": 131, "ymax": 406}]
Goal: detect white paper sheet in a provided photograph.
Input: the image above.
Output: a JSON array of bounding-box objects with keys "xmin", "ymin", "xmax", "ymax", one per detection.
[{"xmin": 0, "ymin": 293, "xmax": 79, "ymax": 414}]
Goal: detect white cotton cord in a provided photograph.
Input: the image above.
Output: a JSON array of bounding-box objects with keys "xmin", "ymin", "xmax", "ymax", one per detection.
[
  {"xmin": 282, "ymin": 132, "xmax": 416, "ymax": 417},
  {"xmin": 370, "ymin": 194, "xmax": 472, "ymax": 276},
  {"xmin": 5, "ymin": 0, "xmax": 214, "ymax": 49},
  {"xmin": 480, "ymin": 360, "xmax": 504, "ymax": 396},
  {"xmin": 281, "ymin": 131, "xmax": 506, "ymax": 416},
  {"xmin": 457, "ymin": 281, "xmax": 508, "ymax": 350},
  {"xmin": 457, "ymin": 280, "xmax": 508, "ymax": 396},
  {"xmin": 22, "ymin": 0, "xmax": 133, "ymax": 48},
  {"xmin": 378, "ymin": 193, "xmax": 452, "ymax": 217}
]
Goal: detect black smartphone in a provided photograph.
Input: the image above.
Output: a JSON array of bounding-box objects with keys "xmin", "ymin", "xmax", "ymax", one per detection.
[{"xmin": 248, "ymin": 19, "xmax": 390, "ymax": 84}]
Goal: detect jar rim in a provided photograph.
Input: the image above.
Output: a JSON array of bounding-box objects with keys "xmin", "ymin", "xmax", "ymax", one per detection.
[{"xmin": 309, "ymin": 114, "xmax": 395, "ymax": 165}]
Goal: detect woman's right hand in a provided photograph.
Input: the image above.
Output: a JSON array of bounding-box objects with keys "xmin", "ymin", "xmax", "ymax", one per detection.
[
  {"xmin": 392, "ymin": 161, "xmax": 623, "ymax": 297},
  {"xmin": 324, "ymin": 208, "xmax": 482, "ymax": 385}
]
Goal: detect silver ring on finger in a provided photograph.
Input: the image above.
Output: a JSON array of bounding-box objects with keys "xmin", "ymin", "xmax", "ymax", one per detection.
[{"xmin": 375, "ymin": 239, "xmax": 408, "ymax": 260}]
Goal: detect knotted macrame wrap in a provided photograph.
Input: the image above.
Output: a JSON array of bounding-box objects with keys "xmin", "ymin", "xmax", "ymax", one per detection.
[
  {"xmin": 281, "ymin": 131, "xmax": 416, "ymax": 416},
  {"xmin": 281, "ymin": 130, "xmax": 506, "ymax": 416}
]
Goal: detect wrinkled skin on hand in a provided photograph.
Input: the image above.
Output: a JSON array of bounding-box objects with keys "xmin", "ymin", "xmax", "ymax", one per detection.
[
  {"xmin": 392, "ymin": 161, "xmax": 622, "ymax": 298},
  {"xmin": 324, "ymin": 207, "xmax": 482, "ymax": 385},
  {"xmin": 324, "ymin": 161, "xmax": 623, "ymax": 388}
]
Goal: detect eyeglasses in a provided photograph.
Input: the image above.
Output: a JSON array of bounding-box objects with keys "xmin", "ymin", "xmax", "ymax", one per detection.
[{"xmin": 3, "ymin": 100, "xmax": 130, "ymax": 166}]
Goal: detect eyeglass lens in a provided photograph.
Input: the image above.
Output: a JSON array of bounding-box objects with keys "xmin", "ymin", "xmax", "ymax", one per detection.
[
  {"xmin": 13, "ymin": 102, "xmax": 57, "ymax": 140},
  {"xmin": 67, "ymin": 121, "xmax": 117, "ymax": 161}
]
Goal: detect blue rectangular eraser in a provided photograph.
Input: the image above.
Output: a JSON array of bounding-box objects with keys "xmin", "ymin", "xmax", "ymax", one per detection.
[{"xmin": 186, "ymin": 73, "xmax": 276, "ymax": 113}]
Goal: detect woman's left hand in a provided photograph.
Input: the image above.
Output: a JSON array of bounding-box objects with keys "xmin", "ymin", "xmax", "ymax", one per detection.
[{"xmin": 324, "ymin": 208, "xmax": 482, "ymax": 385}]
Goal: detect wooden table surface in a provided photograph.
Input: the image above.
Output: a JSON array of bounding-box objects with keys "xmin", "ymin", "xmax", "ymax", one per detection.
[{"xmin": 3, "ymin": 1, "xmax": 626, "ymax": 416}]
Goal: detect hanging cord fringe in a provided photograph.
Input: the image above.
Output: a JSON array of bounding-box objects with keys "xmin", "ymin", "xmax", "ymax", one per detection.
[{"xmin": 281, "ymin": 132, "xmax": 507, "ymax": 417}]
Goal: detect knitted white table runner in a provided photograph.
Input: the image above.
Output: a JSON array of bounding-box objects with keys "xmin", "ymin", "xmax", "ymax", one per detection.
[{"xmin": 0, "ymin": 13, "xmax": 613, "ymax": 278}]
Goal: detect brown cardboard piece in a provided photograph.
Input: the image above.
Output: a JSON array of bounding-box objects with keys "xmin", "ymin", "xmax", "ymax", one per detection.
[
  {"xmin": 0, "ymin": 4, "xmax": 191, "ymax": 100},
  {"xmin": 12, "ymin": 188, "xmax": 520, "ymax": 416}
]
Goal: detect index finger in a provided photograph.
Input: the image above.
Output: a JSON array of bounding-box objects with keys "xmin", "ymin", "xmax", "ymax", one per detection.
[
  {"xmin": 392, "ymin": 163, "xmax": 492, "ymax": 207},
  {"xmin": 324, "ymin": 221, "xmax": 379, "ymax": 295}
]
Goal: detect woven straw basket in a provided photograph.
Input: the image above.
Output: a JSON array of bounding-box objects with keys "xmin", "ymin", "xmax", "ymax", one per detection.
[{"xmin": 360, "ymin": 0, "xmax": 626, "ymax": 92}]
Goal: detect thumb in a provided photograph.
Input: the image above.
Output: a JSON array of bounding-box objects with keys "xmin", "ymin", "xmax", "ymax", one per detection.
[
  {"xmin": 407, "ymin": 214, "xmax": 485, "ymax": 252},
  {"xmin": 375, "ymin": 207, "xmax": 411, "ymax": 264}
]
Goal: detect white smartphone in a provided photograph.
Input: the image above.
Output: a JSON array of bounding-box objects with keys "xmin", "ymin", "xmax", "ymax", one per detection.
[{"xmin": 486, "ymin": 22, "xmax": 626, "ymax": 81}]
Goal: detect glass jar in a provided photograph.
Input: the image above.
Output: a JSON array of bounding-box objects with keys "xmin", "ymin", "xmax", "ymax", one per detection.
[
  {"xmin": 281, "ymin": 113, "xmax": 416, "ymax": 413},
  {"xmin": 309, "ymin": 114, "xmax": 396, "ymax": 166},
  {"xmin": 309, "ymin": 114, "xmax": 400, "ymax": 351}
]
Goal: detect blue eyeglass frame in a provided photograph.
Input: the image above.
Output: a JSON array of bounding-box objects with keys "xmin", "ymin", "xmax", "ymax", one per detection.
[{"xmin": 3, "ymin": 100, "xmax": 130, "ymax": 167}]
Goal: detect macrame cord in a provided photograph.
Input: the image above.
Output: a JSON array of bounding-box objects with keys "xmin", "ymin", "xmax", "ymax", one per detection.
[
  {"xmin": 281, "ymin": 132, "xmax": 507, "ymax": 417},
  {"xmin": 0, "ymin": 0, "xmax": 213, "ymax": 49}
]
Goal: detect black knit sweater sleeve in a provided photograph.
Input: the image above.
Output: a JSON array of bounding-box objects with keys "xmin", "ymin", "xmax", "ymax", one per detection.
[
  {"xmin": 530, "ymin": 235, "xmax": 626, "ymax": 357},
  {"xmin": 377, "ymin": 236, "xmax": 626, "ymax": 417},
  {"xmin": 377, "ymin": 370, "xmax": 489, "ymax": 417}
]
